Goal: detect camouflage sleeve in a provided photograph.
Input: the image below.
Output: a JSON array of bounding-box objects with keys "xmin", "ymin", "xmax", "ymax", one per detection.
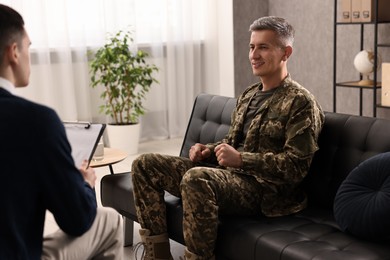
[{"xmin": 240, "ymin": 95, "xmax": 324, "ymax": 185}]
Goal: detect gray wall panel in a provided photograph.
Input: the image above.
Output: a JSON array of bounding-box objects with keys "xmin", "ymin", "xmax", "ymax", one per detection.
[{"xmin": 233, "ymin": 0, "xmax": 268, "ymax": 97}]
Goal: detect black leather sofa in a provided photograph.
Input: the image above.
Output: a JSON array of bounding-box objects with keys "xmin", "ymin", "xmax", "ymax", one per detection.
[{"xmin": 101, "ymin": 93, "xmax": 390, "ymax": 260}]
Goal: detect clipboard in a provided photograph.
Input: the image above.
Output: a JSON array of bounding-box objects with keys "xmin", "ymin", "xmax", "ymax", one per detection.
[{"xmin": 63, "ymin": 121, "xmax": 106, "ymax": 168}]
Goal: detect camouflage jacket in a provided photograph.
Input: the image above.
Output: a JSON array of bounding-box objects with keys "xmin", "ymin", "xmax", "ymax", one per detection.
[{"xmin": 206, "ymin": 75, "xmax": 324, "ymax": 217}]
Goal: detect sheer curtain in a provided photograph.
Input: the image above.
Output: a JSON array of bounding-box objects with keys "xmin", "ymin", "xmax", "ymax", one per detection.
[{"xmin": 3, "ymin": 0, "xmax": 232, "ymax": 141}]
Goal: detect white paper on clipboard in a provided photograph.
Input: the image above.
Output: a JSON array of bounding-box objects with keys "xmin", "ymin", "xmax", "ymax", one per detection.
[{"xmin": 63, "ymin": 122, "xmax": 106, "ymax": 168}]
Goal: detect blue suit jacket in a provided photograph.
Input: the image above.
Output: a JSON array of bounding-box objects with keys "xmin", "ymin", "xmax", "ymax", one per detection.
[{"xmin": 0, "ymin": 88, "xmax": 97, "ymax": 259}]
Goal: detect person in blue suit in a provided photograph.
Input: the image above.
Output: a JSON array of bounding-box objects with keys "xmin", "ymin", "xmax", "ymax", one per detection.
[{"xmin": 0, "ymin": 4, "xmax": 123, "ymax": 260}]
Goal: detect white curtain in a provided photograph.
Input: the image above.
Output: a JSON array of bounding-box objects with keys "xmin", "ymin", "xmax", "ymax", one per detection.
[{"xmin": 3, "ymin": 0, "xmax": 226, "ymax": 141}]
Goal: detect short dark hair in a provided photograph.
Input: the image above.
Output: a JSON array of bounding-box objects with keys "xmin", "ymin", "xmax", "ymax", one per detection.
[
  {"xmin": 0, "ymin": 4, "xmax": 25, "ymax": 63},
  {"xmin": 249, "ymin": 16, "xmax": 295, "ymax": 47}
]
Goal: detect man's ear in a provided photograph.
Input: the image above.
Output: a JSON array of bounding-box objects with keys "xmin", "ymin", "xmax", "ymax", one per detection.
[
  {"xmin": 283, "ymin": 45, "xmax": 293, "ymax": 61},
  {"xmin": 7, "ymin": 42, "xmax": 19, "ymax": 65}
]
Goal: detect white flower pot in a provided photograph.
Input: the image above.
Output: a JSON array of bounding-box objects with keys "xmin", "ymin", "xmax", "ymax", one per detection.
[{"xmin": 106, "ymin": 123, "xmax": 141, "ymax": 155}]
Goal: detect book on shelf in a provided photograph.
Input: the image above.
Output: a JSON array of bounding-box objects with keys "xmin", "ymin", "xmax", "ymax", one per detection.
[
  {"xmin": 382, "ymin": 63, "xmax": 390, "ymax": 106},
  {"xmin": 338, "ymin": 0, "xmax": 390, "ymax": 23}
]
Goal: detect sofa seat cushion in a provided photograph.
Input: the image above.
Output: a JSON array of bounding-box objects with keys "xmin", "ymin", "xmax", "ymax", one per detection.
[
  {"xmin": 334, "ymin": 152, "xmax": 390, "ymax": 241},
  {"xmin": 216, "ymin": 208, "xmax": 390, "ymax": 260}
]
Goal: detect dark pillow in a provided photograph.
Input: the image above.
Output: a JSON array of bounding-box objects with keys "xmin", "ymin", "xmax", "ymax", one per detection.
[{"xmin": 334, "ymin": 152, "xmax": 390, "ymax": 241}]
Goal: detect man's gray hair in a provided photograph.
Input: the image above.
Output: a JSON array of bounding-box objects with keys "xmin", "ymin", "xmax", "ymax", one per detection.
[{"xmin": 249, "ymin": 16, "xmax": 295, "ymax": 47}]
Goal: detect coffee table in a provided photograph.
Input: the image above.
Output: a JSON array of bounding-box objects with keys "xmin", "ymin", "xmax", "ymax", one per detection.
[{"xmin": 90, "ymin": 147, "xmax": 128, "ymax": 174}]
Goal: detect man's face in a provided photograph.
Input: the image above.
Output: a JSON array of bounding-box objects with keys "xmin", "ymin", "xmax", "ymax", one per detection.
[
  {"xmin": 248, "ymin": 30, "xmax": 286, "ymax": 79},
  {"xmin": 14, "ymin": 30, "xmax": 31, "ymax": 87}
]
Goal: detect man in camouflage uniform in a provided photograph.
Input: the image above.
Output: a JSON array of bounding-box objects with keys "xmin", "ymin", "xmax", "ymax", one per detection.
[{"xmin": 131, "ymin": 16, "xmax": 324, "ymax": 260}]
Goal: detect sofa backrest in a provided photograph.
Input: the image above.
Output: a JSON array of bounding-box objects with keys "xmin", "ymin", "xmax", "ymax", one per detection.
[
  {"xmin": 304, "ymin": 112, "xmax": 390, "ymax": 209},
  {"xmin": 180, "ymin": 93, "xmax": 236, "ymax": 158},
  {"xmin": 180, "ymin": 94, "xmax": 390, "ymax": 211}
]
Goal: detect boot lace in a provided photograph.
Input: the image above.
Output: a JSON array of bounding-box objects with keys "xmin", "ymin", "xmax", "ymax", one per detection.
[{"xmin": 133, "ymin": 241, "xmax": 146, "ymax": 260}]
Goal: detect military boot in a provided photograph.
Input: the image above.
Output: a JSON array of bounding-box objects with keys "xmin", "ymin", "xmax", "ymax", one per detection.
[{"xmin": 137, "ymin": 228, "xmax": 173, "ymax": 260}]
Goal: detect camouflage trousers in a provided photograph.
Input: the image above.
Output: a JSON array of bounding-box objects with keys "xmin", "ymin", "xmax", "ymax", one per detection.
[{"xmin": 131, "ymin": 153, "xmax": 264, "ymax": 259}]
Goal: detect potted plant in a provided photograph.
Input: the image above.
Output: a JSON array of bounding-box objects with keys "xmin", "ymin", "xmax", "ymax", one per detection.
[{"xmin": 89, "ymin": 29, "xmax": 159, "ymax": 154}]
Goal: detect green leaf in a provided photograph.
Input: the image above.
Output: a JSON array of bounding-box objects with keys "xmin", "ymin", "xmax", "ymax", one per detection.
[{"xmin": 88, "ymin": 28, "xmax": 159, "ymax": 124}]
